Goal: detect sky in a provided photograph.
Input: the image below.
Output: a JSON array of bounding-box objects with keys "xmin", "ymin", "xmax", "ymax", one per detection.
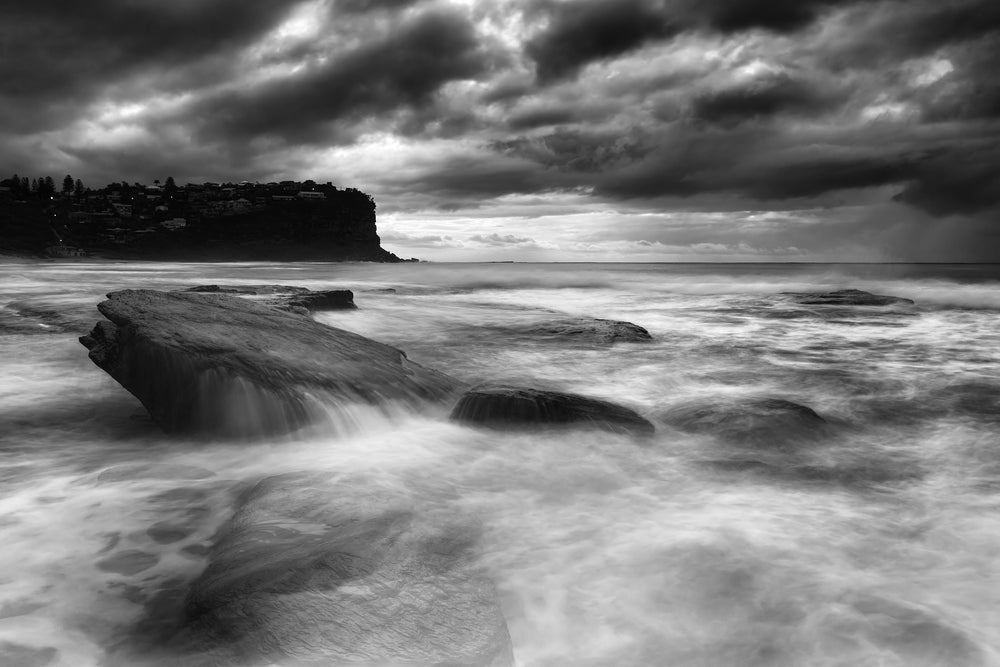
[{"xmin": 2, "ymin": 0, "xmax": 998, "ymax": 262}]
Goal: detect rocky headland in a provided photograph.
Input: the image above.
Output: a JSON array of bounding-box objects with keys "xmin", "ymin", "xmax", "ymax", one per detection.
[{"xmin": 0, "ymin": 179, "xmax": 405, "ymax": 261}]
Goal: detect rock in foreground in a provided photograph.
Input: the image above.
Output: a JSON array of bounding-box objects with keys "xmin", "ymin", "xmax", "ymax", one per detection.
[
  {"xmin": 451, "ymin": 384, "xmax": 654, "ymax": 436},
  {"xmin": 782, "ymin": 289, "xmax": 914, "ymax": 306},
  {"xmin": 80, "ymin": 289, "xmax": 457, "ymax": 437},
  {"xmin": 173, "ymin": 473, "xmax": 514, "ymax": 666}
]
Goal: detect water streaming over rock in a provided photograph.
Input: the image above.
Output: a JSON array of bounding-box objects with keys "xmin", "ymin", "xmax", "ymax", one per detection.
[{"xmin": 1, "ymin": 260, "xmax": 999, "ymax": 666}]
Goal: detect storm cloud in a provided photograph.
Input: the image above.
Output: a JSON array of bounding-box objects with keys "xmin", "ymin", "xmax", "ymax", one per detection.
[{"xmin": 1, "ymin": 0, "xmax": 998, "ymax": 260}]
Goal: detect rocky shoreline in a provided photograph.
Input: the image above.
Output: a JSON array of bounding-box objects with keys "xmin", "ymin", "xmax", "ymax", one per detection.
[{"xmin": 77, "ymin": 286, "xmax": 915, "ymax": 665}]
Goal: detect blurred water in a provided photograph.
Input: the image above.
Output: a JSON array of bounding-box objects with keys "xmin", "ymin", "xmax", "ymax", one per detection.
[{"xmin": 1, "ymin": 260, "xmax": 999, "ymax": 666}]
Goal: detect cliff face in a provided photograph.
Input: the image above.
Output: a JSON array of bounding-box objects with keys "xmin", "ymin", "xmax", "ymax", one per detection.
[
  {"xmin": 117, "ymin": 197, "xmax": 399, "ymax": 261},
  {"xmin": 104, "ymin": 192, "xmax": 399, "ymax": 261},
  {"xmin": 0, "ymin": 186, "xmax": 403, "ymax": 262}
]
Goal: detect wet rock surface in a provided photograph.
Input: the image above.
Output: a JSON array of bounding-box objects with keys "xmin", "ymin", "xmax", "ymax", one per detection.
[
  {"xmin": 80, "ymin": 289, "xmax": 458, "ymax": 437},
  {"xmin": 165, "ymin": 473, "xmax": 514, "ymax": 667},
  {"xmin": 781, "ymin": 289, "xmax": 915, "ymax": 306},
  {"xmin": 663, "ymin": 397, "xmax": 924, "ymax": 485},
  {"xmin": 663, "ymin": 397, "xmax": 828, "ymax": 449},
  {"xmin": 451, "ymin": 384, "xmax": 655, "ymax": 436},
  {"xmin": 182, "ymin": 284, "xmax": 356, "ymax": 313},
  {"xmin": 522, "ymin": 317, "xmax": 652, "ymax": 344}
]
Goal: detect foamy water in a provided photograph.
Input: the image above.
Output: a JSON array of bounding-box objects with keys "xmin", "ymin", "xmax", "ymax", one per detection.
[{"xmin": 1, "ymin": 261, "xmax": 999, "ymax": 666}]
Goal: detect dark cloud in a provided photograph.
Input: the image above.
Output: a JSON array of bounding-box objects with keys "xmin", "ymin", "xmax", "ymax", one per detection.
[
  {"xmin": 526, "ymin": 0, "xmax": 680, "ymax": 82},
  {"xmin": 2, "ymin": 0, "xmax": 999, "ymax": 261},
  {"xmin": 689, "ymin": 0, "xmax": 857, "ymax": 33},
  {"xmin": 383, "ymin": 152, "xmax": 569, "ymax": 199},
  {"xmin": 508, "ymin": 107, "xmax": 578, "ymax": 130},
  {"xmin": 818, "ymin": 0, "xmax": 1000, "ymax": 68},
  {"xmin": 690, "ymin": 73, "xmax": 842, "ymax": 126},
  {"xmin": 0, "ymin": 2, "xmax": 305, "ymax": 129},
  {"xmin": 192, "ymin": 8, "xmax": 491, "ymax": 143},
  {"xmin": 492, "ymin": 128, "xmax": 652, "ymax": 173},
  {"xmin": 913, "ymin": 36, "xmax": 1000, "ymax": 122},
  {"xmin": 893, "ymin": 143, "xmax": 1000, "ymax": 216},
  {"xmin": 526, "ymin": 0, "xmax": 863, "ymax": 82},
  {"xmin": 335, "ymin": 0, "xmax": 423, "ymax": 12},
  {"xmin": 591, "ymin": 125, "xmax": 912, "ymax": 201},
  {"xmin": 470, "ymin": 233, "xmax": 538, "ymax": 245}
]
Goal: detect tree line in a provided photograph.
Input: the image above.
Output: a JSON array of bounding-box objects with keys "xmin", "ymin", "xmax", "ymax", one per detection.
[{"xmin": 4, "ymin": 173, "xmax": 86, "ymax": 200}]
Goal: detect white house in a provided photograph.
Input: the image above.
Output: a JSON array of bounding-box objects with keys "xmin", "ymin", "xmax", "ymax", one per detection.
[{"xmin": 160, "ymin": 218, "xmax": 187, "ymax": 230}]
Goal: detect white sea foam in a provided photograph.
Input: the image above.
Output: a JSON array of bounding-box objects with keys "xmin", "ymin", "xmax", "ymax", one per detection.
[{"xmin": 1, "ymin": 261, "xmax": 999, "ymax": 666}]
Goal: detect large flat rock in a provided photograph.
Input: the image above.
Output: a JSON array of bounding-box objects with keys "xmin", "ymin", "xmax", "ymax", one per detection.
[
  {"xmin": 171, "ymin": 473, "xmax": 514, "ymax": 666},
  {"xmin": 80, "ymin": 289, "xmax": 458, "ymax": 437}
]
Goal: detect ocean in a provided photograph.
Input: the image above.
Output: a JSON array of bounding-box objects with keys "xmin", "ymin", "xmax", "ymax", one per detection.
[{"xmin": 1, "ymin": 261, "xmax": 999, "ymax": 666}]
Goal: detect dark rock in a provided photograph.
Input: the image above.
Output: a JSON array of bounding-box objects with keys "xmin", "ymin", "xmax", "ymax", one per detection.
[
  {"xmin": 524, "ymin": 317, "xmax": 652, "ymax": 344},
  {"xmin": 664, "ymin": 397, "xmax": 925, "ymax": 485},
  {"xmin": 781, "ymin": 289, "xmax": 914, "ymax": 306},
  {"xmin": 171, "ymin": 473, "xmax": 514, "ymax": 666},
  {"xmin": 282, "ymin": 289, "xmax": 356, "ymax": 312},
  {"xmin": 80, "ymin": 289, "xmax": 458, "ymax": 437},
  {"xmin": 184, "ymin": 284, "xmax": 313, "ymax": 295},
  {"xmin": 663, "ymin": 397, "xmax": 827, "ymax": 448},
  {"xmin": 182, "ymin": 284, "xmax": 355, "ymax": 312},
  {"xmin": 451, "ymin": 384, "xmax": 654, "ymax": 436}
]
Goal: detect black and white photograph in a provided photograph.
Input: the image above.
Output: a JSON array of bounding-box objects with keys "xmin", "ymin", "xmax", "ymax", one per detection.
[{"xmin": 1, "ymin": 0, "xmax": 999, "ymax": 665}]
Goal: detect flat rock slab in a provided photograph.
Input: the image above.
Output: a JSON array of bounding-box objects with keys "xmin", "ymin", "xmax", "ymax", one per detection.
[
  {"xmin": 168, "ymin": 473, "xmax": 514, "ymax": 666},
  {"xmin": 523, "ymin": 317, "xmax": 652, "ymax": 344},
  {"xmin": 80, "ymin": 289, "xmax": 457, "ymax": 437},
  {"xmin": 781, "ymin": 289, "xmax": 915, "ymax": 306},
  {"xmin": 451, "ymin": 384, "xmax": 654, "ymax": 437},
  {"xmin": 183, "ymin": 284, "xmax": 356, "ymax": 312}
]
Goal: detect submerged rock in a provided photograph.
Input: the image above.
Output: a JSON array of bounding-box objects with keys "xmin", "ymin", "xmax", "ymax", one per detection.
[
  {"xmin": 80, "ymin": 289, "xmax": 457, "ymax": 437},
  {"xmin": 171, "ymin": 473, "xmax": 514, "ymax": 666},
  {"xmin": 663, "ymin": 397, "xmax": 827, "ymax": 448},
  {"xmin": 451, "ymin": 384, "xmax": 654, "ymax": 436},
  {"xmin": 781, "ymin": 289, "xmax": 914, "ymax": 306},
  {"xmin": 523, "ymin": 317, "xmax": 652, "ymax": 344},
  {"xmin": 664, "ymin": 397, "xmax": 924, "ymax": 485},
  {"xmin": 182, "ymin": 284, "xmax": 356, "ymax": 312},
  {"xmin": 3, "ymin": 299, "xmax": 96, "ymax": 334}
]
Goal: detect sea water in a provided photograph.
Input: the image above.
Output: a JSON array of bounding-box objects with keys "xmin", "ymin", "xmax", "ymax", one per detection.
[{"xmin": 1, "ymin": 261, "xmax": 999, "ymax": 666}]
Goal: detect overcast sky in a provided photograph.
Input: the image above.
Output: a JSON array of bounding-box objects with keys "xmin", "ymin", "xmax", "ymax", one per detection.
[{"xmin": 2, "ymin": 0, "xmax": 998, "ymax": 261}]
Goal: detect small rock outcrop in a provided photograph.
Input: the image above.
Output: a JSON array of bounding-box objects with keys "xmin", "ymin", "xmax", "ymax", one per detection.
[
  {"xmin": 524, "ymin": 318, "xmax": 652, "ymax": 344},
  {"xmin": 451, "ymin": 385, "xmax": 654, "ymax": 436},
  {"xmin": 171, "ymin": 473, "xmax": 514, "ymax": 666},
  {"xmin": 80, "ymin": 289, "xmax": 457, "ymax": 437},
  {"xmin": 663, "ymin": 397, "xmax": 827, "ymax": 449},
  {"xmin": 781, "ymin": 289, "xmax": 914, "ymax": 306},
  {"xmin": 182, "ymin": 284, "xmax": 356, "ymax": 312}
]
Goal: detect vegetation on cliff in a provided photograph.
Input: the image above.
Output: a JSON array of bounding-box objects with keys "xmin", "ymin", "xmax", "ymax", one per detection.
[{"xmin": 0, "ymin": 174, "xmax": 403, "ymax": 261}]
